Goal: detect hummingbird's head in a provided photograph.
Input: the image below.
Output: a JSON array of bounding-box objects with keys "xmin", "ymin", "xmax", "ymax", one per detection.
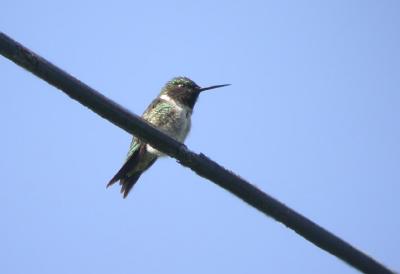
[{"xmin": 161, "ymin": 76, "xmax": 230, "ymax": 109}]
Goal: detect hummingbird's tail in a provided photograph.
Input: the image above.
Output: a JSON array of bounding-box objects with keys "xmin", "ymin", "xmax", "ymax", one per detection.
[
  {"xmin": 107, "ymin": 144, "xmax": 156, "ymax": 198},
  {"xmin": 118, "ymin": 171, "xmax": 143, "ymax": 198}
]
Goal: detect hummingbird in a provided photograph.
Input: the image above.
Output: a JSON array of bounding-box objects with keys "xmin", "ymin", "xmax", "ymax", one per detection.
[{"xmin": 107, "ymin": 76, "xmax": 230, "ymax": 198}]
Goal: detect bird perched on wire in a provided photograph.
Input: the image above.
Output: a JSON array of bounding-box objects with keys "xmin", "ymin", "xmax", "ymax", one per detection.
[{"xmin": 107, "ymin": 76, "xmax": 230, "ymax": 198}]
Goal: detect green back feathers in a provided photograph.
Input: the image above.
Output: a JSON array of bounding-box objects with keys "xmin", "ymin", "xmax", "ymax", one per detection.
[{"xmin": 126, "ymin": 99, "xmax": 173, "ymax": 159}]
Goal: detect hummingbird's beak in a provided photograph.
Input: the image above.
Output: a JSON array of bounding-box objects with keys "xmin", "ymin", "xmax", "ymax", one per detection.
[{"xmin": 198, "ymin": 84, "xmax": 230, "ymax": 92}]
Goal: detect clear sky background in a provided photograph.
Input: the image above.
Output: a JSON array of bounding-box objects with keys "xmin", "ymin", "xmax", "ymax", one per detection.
[{"xmin": 1, "ymin": 1, "xmax": 399, "ymax": 273}]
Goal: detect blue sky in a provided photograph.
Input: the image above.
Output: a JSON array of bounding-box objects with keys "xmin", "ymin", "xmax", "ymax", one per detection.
[{"xmin": 1, "ymin": 1, "xmax": 399, "ymax": 273}]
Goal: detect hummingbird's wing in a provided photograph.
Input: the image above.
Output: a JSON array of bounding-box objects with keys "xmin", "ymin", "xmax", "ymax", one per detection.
[
  {"xmin": 107, "ymin": 137, "xmax": 140, "ymax": 183},
  {"xmin": 107, "ymin": 98, "xmax": 172, "ymax": 198},
  {"xmin": 107, "ymin": 139, "xmax": 157, "ymax": 198},
  {"xmin": 107, "ymin": 138, "xmax": 143, "ymax": 190}
]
